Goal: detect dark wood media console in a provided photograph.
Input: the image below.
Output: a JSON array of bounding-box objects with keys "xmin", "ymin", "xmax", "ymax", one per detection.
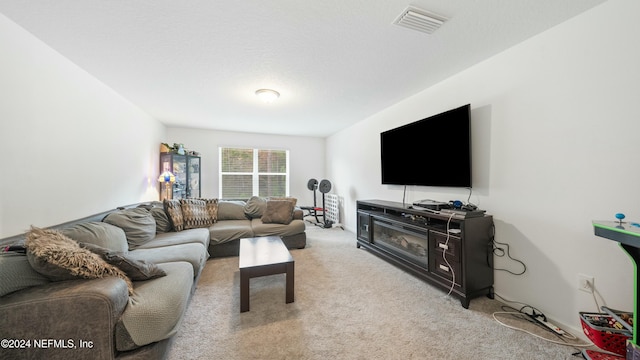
[{"xmin": 356, "ymin": 199, "xmax": 494, "ymax": 308}]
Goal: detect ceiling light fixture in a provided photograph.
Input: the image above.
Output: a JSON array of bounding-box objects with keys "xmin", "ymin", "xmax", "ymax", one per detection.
[{"xmin": 255, "ymin": 89, "xmax": 280, "ymax": 103}]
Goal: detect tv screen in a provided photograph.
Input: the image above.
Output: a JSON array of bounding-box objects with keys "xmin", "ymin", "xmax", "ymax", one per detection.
[{"xmin": 381, "ymin": 104, "xmax": 471, "ymax": 188}]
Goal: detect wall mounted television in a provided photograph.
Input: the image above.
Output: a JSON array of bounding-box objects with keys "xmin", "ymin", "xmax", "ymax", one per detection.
[{"xmin": 380, "ymin": 104, "xmax": 472, "ymax": 188}]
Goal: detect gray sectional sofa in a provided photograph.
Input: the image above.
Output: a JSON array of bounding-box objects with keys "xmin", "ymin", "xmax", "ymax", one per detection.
[{"xmin": 0, "ymin": 197, "xmax": 306, "ymax": 360}]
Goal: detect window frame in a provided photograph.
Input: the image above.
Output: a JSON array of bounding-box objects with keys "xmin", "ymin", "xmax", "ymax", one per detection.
[{"xmin": 218, "ymin": 147, "xmax": 290, "ymax": 199}]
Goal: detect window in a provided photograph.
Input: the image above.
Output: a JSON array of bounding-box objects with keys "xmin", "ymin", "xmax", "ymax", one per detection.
[{"xmin": 219, "ymin": 147, "xmax": 289, "ymax": 199}]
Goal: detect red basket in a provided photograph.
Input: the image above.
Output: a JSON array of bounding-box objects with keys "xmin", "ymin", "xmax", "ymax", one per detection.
[
  {"xmin": 582, "ymin": 349, "xmax": 625, "ymax": 360},
  {"xmin": 580, "ymin": 312, "xmax": 631, "ymax": 356}
]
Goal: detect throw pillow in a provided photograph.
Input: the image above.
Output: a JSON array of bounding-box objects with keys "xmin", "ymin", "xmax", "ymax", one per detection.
[
  {"xmin": 79, "ymin": 242, "xmax": 166, "ymax": 281},
  {"xmin": 24, "ymin": 227, "xmax": 134, "ymax": 295},
  {"xmin": 244, "ymin": 196, "xmax": 267, "ymax": 218},
  {"xmin": 163, "ymin": 199, "xmax": 184, "ymax": 232},
  {"xmin": 180, "ymin": 199, "xmax": 213, "ymax": 229},
  {"xmin": 0, "ymin": 252, "xmax": 50, "ymax": 297},
  {"xmin": 269, "ymin": 196, "xmax": 297, "ymax": 207},
  {"xmin": 261, "ymin": 200, "xmax": 295, "ymax": 225},
  {"xmin": 61, "ymin": 222, "xmax": 128, "ymax": 252},
  {"xmin": 103, "ymin": 208, "xmax": 157, "ymax": 249},
  {"xmin": 199, "ymin": 198, "xmax": 219, "ymax": 223}
]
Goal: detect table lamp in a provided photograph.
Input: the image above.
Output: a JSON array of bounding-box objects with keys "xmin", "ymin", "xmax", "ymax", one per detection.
[{"xmin": 158, "ymin": 171, "xmax": 176, "ymax": 200}]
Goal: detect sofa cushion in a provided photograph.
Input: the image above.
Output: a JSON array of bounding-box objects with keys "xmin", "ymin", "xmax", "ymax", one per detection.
[
  {"xmin": 209, "ymin": 219, "xmax": 254, "ymax": 245},
  {"xmin": 126, "ymin": 243, "xmax": 208, "ymax": 277},
  {"xmin": 80, "ymin": 242, "xmax": 167, "ymax": 281},
  {"xmin": 24, "ymin": 227, "xmax": 134, "ymax": 295},
  {"xmin": 150, "ymin": 206, "xmax": 172, "ymax": 233},
  {"xmin": 0, "ymin": 252, "xmax": 50, "ymax": 297},
  {"xmin": 217, "ymin": 200, "xmax": 248, "ymax": 220},
  {"xmin": 137, "ymin": 202, "xmax": 173, "ymax": 233},
  {"xmin": 251, "ymin": 218, "xmax": 306, "ymax": 238},
  {"xmin": 135, "ymin": 228, "xmax": 210, "ymax": 250},
  {"xmin": 261, "ymin": 200, "xmax": 294, "ymax": 225},
  {"xmin": 180, "ymin": 198, "xmax": 213, "ymax": 229},
  {"xmin": 244, "ymin": 196, "xmax": 267, "ymax": 218},
  {"xmin": 61, "ymin": 222, "xmax": 128, "ymax": 252},
  {"xmin": 116, "ymin": 261, "xmax": 193, "ymax": 351},
  {"xmin": 103, "ymin": 208, "xmax": 156, "ymax": 249},
  {"xmin": 163, "ymin": 199, "xmax": 184, "ymax": 232}
]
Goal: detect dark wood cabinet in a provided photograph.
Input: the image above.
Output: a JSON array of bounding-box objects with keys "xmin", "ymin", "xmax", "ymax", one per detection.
[{"xmin": 356, "ymin": 199, "xmax": 494, "ymax": 308}]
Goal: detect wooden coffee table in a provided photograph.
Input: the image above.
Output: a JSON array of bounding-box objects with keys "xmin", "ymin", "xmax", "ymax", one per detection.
[{"xmin": 239, "ymin": 236, "xmax": 295, "ymax": 312}]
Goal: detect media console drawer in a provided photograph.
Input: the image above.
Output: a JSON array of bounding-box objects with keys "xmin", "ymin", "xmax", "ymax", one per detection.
[
  {"xmin": 431, "ymin": 231, "xmax": 461, "ymax": 263},
  {"xmin": 432, "ymin": 256, "xmax": 462, "ymax": 286}
]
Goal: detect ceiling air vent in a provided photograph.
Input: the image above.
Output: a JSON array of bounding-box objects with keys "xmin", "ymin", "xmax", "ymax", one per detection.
[{"xmin": 393, "ymin": 6, "xmax": 447, "ymax": 34}]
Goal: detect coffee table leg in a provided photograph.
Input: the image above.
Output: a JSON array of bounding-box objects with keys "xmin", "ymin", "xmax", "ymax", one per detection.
[
  {"xmin": 240, "ymin": 270, "xmax": 249, "ymax": 312},
  {"xmin": 285, "ymin": 262, "xmax": 294, "ymax": 304}
]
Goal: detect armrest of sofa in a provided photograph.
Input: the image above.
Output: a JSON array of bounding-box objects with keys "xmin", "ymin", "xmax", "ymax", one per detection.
[
  {"xmin": 293, "ymin": 208, "xmax": 304, "ymax": 220},
  {"xmin": 0, "ymin": 277, "xmax": 129, "ymax": 360}
]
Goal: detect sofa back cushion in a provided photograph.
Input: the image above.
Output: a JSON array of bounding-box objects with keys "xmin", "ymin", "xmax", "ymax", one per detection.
[
  {"xmin": 217, "ymin": 201, "xmax": 249, "ymax": 220},
  {"xmin": 103, "ymin": 208, "xmax": 156, "ymax": 250},
  {"xmin": 243, "ymin": 196, "xmax": 267, "ymax": 218},
  {"xmin": 0, "ymin": 252, "xmax": 50, "ymax": 297},
  {"xmin": 62, "ymin": 222, "xmax": 128, "ymax": 253}
]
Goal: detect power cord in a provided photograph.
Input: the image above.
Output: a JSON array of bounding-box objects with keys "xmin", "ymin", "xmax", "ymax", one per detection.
[
  {"xmin": 491, "ymin": 294, "xmax": 593, "ymax": 348},
  {"xmin": 583, "ymin": 278, "xmax": 608, "ymax": 313},
  {"xmin": 489, "ymin": 224, "xmax": 527, "ymax": 276},
  {"xmin": 443, "ymin": 212, "xmax": 457, "ymax": 297}
]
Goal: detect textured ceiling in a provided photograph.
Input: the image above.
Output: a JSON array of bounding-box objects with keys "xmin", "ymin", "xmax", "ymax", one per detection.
[{"xmin": 0, "ymin": 0, "xmax": 607, "ymax": 137}]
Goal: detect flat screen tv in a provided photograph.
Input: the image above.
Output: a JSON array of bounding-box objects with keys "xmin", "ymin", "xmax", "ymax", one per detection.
[{"xmin": 380, "ymin": 104, "xmax": 471, "ymax": 188}]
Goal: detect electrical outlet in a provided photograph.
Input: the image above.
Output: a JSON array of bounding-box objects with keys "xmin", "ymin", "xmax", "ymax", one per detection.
[{"xmin": 578, "ymin": 274, "xmax": 594, "ymax": 293}]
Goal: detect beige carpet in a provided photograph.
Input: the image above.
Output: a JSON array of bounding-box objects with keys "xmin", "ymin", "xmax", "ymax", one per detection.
[{"xmin": 167, "ymin": 225, "xmax": 593, "ymax": 359}]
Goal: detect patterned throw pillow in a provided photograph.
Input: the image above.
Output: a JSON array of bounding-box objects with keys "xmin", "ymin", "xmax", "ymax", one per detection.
[
  {"xmin": 163, "ymin": 199, "xmax": 184, "ymax": 232},
  {"xmin": 199, "ymin": 198, "xmax": 219, "ymax": 223},
  {"xmin": 24, "ymin": 227, "xmax": 134, "ymax": 295},
  {"xmin": 180, "ymin": 199, "xmax": 213, "ymax": 229}
]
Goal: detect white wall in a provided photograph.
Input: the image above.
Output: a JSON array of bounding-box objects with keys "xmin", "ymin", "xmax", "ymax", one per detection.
[
  {"xmin": 166, "ymin": 127, "xmax": 325, "ymax": 206},
  {"xmin": 327, "ymin": 0, "xmax": 640, "ymax": 334},
  {"xmin": 0, "ymin": 13, "xmax": 165, "ymax": 238}
]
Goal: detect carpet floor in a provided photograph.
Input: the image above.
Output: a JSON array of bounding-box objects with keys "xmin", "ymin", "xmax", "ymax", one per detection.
[{"xmin": 166, "ymin": 225, "xmax": 594, "ymax": 359}]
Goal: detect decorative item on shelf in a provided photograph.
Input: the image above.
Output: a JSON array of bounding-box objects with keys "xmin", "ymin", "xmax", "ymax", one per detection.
[
  {"xmin": 158, "ymin": 171, "xmax": 176, "ymax": 200},
  {"xmin": 160, "ymin": 143, "xmax": 189, "ymax": 155},
  {"xmin": 160, "ymin": 143, "xmax": 172, "ymax": 153}
]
